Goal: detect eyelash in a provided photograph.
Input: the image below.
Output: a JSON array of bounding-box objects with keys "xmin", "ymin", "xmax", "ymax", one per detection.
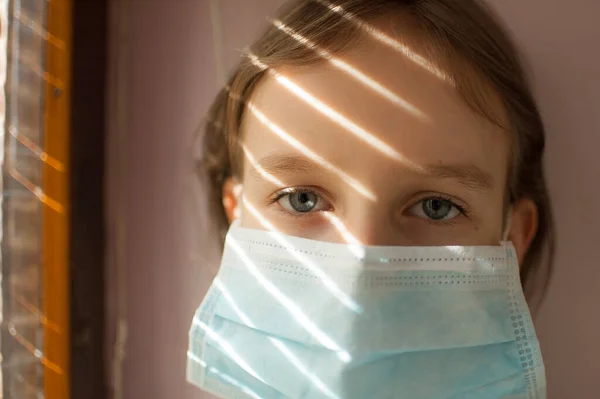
[
  {"xmin": 414, "ymin": 194, "xmax": 470, "ymax": 225},
  {"xmin": 268, "ymin": 187, "xmax": 332, "ymax": 217},
  {"xmin": 268, "ymin": 188, "xmax": 470, "ymax": 223}
]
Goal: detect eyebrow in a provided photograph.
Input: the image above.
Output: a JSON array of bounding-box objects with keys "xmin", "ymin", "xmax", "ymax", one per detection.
[
  {"xmin": 252, "ymin": 154, "xmax": 494, "ymax": 191},
  {"xmin": 422, "ymin": 163, "xmax": 494, "ymax": 191},
  {"xmin": 251, "ymin": 154, "xmax": 322, "ymax": 179}
]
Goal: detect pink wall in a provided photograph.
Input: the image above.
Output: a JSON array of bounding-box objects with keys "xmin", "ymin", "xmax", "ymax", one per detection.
[
  {"xmin": 490, "ymin": 3, "xmax": 600, "ymax": 397},
  {"xmin": 108, "ymin": 1, "xmax": 600, "ymax": 398},
  {"xmin": 108, "ymin": 1, "xmax": 219, "ymax": 398}
]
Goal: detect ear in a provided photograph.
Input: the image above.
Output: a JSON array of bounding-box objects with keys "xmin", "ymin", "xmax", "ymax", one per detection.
[
  {"xmin": 507, "ymin": 198, "xmax": 538, "ymax": 264},
  {"xmin": 222, "ymin": 177, "xmax": 242, "ymax": 223}
]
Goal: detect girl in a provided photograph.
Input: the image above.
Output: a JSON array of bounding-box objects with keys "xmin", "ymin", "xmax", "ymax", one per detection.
[{"xmin": 188, "ymin": 0, "xmax": 554, "ymax": 398}]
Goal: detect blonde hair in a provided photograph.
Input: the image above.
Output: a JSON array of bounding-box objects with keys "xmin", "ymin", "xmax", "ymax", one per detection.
[{"xmin": 199, "ymin": 0, "xmax": 555, "ymax": 307}]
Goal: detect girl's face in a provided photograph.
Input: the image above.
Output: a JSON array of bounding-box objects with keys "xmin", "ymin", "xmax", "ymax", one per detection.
[{"xmin": 226, "ymin": 28, "xmax": 536, "ymax": 259}]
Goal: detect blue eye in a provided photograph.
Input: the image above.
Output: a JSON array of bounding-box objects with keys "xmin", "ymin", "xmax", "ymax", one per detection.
[
  {"xmin": 276, "ymin": 189, "xmax": 331, "ymax": 214},
  {"xmin": 288, "ymin": 191, "xmax": 318, "ymax": 212},
  {"xmin": 408, "ymin": 197, "xmax": 462, "ymax": 221}
]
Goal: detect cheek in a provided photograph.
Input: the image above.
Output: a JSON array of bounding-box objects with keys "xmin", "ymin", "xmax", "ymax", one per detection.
[
  {"xmin": 465, "ymin": 203, "xmax": 506, "ymax": 245},
  {"xmin": 239, "ymin": 190, "xmax": 265, "ymax": 230},
  {"xmin": 397, "ymin": 221, "xmax": 500, "ymax": 246},
  {"xmin": 396, "ymin": 194, "xmax": 506, "ymax": 246},
  {"xmin": 243, "ymin": 201, "xmax": 343, "ymax": 241},
  {"xmin": 240, "ymin": 211, "xmax": 263, "ymax": 230}
]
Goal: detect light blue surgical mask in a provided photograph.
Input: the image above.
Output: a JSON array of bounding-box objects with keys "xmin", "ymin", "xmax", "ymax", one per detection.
[{"xmin": 187, "ymin": 223, "xmax": 546, "ymax": 399}]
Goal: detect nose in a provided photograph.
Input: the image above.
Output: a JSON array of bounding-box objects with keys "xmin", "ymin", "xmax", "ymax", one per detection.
[{"xmin": 328, "ymin": 210, "xmax": 405, "ymax": 247}]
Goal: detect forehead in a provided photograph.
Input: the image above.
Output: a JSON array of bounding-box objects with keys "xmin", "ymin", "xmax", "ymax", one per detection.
[{"xmin": 241, "ymin": 29, "xmax": 509, "ymax": 189}]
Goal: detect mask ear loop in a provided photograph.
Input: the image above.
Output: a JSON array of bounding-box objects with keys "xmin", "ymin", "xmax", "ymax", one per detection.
[
  {"xmin": 223, "ymin": 182, "xmax": 244, "ymax": 229},
  {"xmin": 501, "ymin": 207, "xmax": 512, "ymax": 242},
  {"xmin": 232, "ymin": 183, "xmax": 244, "ymax": 224}
]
